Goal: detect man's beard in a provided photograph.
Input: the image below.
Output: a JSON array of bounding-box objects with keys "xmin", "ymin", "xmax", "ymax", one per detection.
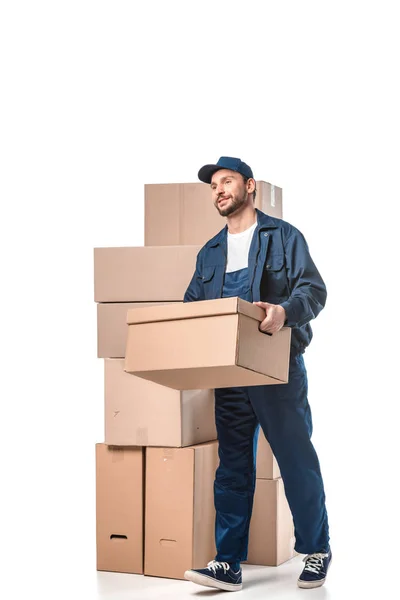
[{"xmin": 215, "ymin": 190, "xmax": 247, "ymax": 217}]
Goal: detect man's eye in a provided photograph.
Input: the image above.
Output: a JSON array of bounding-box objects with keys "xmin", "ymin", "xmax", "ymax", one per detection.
[{"xmin": 225, "ymin": 180, "xmax": 231, "ymax": 184}]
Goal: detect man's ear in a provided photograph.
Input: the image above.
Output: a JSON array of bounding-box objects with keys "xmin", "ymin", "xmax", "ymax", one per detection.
[{"xmin": 247, "ymin": 177, "xmax": 256, "ymax": 194}]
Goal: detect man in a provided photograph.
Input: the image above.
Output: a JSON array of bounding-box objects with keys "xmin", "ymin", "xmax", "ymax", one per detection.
[{"xmin": 183, "ymin": 157, "xmax": 331, "ymax": 592}]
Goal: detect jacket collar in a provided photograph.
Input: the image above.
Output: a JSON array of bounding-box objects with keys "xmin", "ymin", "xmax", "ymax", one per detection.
[{"xmin": 207, "ymin": 209, "xmax": 278, "ymax": 248}]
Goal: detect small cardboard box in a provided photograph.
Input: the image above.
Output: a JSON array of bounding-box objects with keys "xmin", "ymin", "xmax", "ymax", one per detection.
[
  {"xmin": 96, "ymin": 444, "xmax": 144, "ymax": 574},
  {"xmin": 247, "ymin": 478, "xmax": 295, "ymax": 566},
  {"xmin": 256, "ymin": 429, "xmax": 281, "ymax": 480},
  {"xmin": 125, "ymin": 297, "xmax": 291, "ymax": 390},
  {"xmin": 104, "ymin": 358, "xmax": 216, "ymax": 447},
  {"xmin": 97, "ymin": 302, "xmax": 178, "ymax": 358},
  {"xmin": 145, "ymin": 442, "xmax": 218, "ymax": 579},
  {"xmin": 145, "ymin": 181, "xmax": 282, "ymax": 246},
  {"xmin": 94, "ymin": 245, "xmax": 201, "ymax": 302}
]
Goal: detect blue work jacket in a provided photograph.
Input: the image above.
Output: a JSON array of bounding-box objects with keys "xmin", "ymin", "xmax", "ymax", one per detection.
[{"xmin": 183, "ymin": 209, "xmax": 327, "ymax": 355}]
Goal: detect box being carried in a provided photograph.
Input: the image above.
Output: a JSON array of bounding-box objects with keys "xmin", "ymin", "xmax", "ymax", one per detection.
[{"xmin": 125, "ymin": 297, "xmax": 291, "ymax": 390}]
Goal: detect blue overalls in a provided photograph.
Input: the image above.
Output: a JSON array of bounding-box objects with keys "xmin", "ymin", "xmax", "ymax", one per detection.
[{"xmin": 184, "ymin": 210, "xmax": 330, "ymax": 564}]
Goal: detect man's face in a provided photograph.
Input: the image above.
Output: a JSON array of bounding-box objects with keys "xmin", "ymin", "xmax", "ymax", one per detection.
[{"xmin": 210, "ymin": 169, "xmax": 249, "ymax": 217}]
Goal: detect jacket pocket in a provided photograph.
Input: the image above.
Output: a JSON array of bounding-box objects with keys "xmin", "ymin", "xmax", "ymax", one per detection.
[
  {"xmin": 201, "ymin": 266, "xmax": 216, "ymax": 299},
  {"xmin": 265, "ymin": 254, "xmax": 284, "ymax": 272},
  {"xmin": 263, "ymin": 254, "xmax": 288, "ymax": 297},
  {"xmin": 202, "ymin": 266, "xmax": 216, "ymax": 282}
]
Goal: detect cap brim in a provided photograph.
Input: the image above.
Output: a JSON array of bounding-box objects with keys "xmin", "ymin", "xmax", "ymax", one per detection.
[{"xmin": 198, "ymin": 164, "xmax": 222, "ymax": 184}]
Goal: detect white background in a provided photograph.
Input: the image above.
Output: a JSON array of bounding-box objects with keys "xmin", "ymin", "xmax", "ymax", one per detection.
[{"xmin": 1, "ymin": 1, "xmax": 399, "ymax": 598}]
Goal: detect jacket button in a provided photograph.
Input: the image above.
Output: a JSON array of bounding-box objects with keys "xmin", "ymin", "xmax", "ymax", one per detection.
[
  {"xmin": 264, "ymin": 232, "xmax": 269, "ymax": 237},
  {"xmin": 266, "ymin": 264, "xmax": 271, "ymax": 269}
]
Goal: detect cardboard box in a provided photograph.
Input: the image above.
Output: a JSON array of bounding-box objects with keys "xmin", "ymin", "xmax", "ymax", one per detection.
[
  {"xmin": 96, "ymin": 444, "xmax": 144, "ymax": 574},
  {"xmin": 125, "ymin": 297, "xmax": 291, "ymax": 390},
  {"xmin": 247, "ymin": 478, "xmax": 295, "ymax": 566},
  {"xmin": 94, "ymin": 245, "xmax": 201, "ymax": 302},
  {"xmin": 145, "ymin": 182, "xmax": 283, "ymax": 246},
  {"xmin": 104, "ymin": 358, "xmax": 217, "ymax": 447},
  {"xmin": 256, "ymin": 429, "xmax": 281, "ymax": 479},
  {"xmin": 97, "ymin": 302, "xmax": 178, "ymax": 358},
  {"xmin": 145, "ymin": 442, "xmax": 218, "ymax": 579}
]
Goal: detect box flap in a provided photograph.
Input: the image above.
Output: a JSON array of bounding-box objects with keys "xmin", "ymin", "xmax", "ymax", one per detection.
[{"xmin": 126, "ymin": 297, "xmax": 266, "ymax": 325}]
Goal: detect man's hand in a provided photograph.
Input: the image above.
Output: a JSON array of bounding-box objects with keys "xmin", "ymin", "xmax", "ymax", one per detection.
[{"xmin": 253, "ymin": 301, "xmax": 286, "ymax": 334}]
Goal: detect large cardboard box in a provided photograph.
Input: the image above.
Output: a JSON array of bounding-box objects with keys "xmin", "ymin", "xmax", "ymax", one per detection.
[
  {"xmin": 256, "ymin": 429, "xmax": 281, "ymax": 479},
  {"xmin": 247, "ymin": 478, "xmax": 295, "ymax": 566},
  {"xmin": 94, "ymin": 245, "xmax": 201, "ymax": 302},
  {"xmin": 104, "ymin": 358, "xmax": 216, "ymax": 447},
  {"xmin": 145, "ymin": 442, "xmax": 218, "ymax": 579},
  {"xmin": 97, "ymin": 302, "xmax": 178, "ymax": 358},
  {"xmin": 145, "ymin": 182, "xmax": 283, "ymax": 246},
  {"xmin": 96, "ymin": 444, "xmax": 144, "ymax": 574},
  {"xmin": 125, "ymin": 297, "xmax": 291, "ymax": 390}
]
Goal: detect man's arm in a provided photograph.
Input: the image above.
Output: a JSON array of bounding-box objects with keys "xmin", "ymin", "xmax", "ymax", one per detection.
[
  {"xmin": 183, "ymin": 252, "xmax": 205, "ymax": 303},
  {"xmin": 279, "ymin": 228, "xmax": 327, "ymax": 328}
]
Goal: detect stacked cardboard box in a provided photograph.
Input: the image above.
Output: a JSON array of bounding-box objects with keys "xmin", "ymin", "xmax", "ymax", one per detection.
[
  {"xmin": 94, "ymin": 180, "xmax": 294, "ymax": 580},
  {"xmin": 144, "ymin": 181, "xmax": 282, "ymax": 246},
  {"xmin": 246, "ymin": 430, "xmax": 296, "ymax": 565},
  {"xmin": 94, "ymin": 242, "xmax": 219, "ymax": 578}
]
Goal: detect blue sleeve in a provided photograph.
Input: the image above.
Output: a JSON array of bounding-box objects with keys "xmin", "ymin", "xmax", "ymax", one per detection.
[
  {"xmin": 280, "ymin": 229, "xmax": 327, "ymax": 327},
  {"xmin": 183, "ymin": 251, "xmax": 205, "ymax": 303}
]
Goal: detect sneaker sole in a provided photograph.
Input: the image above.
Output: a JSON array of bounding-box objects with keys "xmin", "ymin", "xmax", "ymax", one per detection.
[
  {"xmin": 297, "ymin": 576, "xmax": 326, "ymax": 589},
  {"xmin": 184, "ymin": 570, "xmax": 242, "ymax": 592}
]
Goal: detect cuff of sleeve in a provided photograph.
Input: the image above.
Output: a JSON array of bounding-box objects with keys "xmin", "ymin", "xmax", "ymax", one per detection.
[
  {"xmin": 280, "ymin": 299, "xmax": 313, "ymax": 328},
  {"xmin": 280, "ymin": 300, "xmax": 294, "ymax": 327}
]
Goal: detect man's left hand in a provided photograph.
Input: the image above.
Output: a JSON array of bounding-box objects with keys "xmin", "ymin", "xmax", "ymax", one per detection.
[{"xmin": 253, "ymin": 301, "xmax": 286, "ymax": 334}]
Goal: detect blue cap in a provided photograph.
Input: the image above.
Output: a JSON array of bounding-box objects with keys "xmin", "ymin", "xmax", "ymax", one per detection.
[{"xmin": 198, "ymin": 156, "xmax": 254, "ymax": 184}]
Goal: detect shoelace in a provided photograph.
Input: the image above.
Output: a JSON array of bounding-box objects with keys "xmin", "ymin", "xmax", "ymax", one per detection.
[
  {"xmin": 303, "ymin": 552, "xmax": 329, "ymax": 575},
  {"xmin": 207, "ymin": 560, "xmax": 230, "ymax": 574}
]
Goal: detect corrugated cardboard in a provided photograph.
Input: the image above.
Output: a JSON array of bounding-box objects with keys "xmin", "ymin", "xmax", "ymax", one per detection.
[
  {"xmin": 96, "ymin": 443, "xmax": 144, "ymax": 574},
  {"xmin": 247, "ymin": 478, "xmax": 295, "ymax": 566},
  {"xmin": 144, "ymin": 182, "xmax": 283, "ymax": 246},
  {"xmin": 97, "ymin": 302, "xmax": 178, "ymax": 358},
  {"xmin": 104, "ymin": 358, "xmax": 216, "ymax": 447},
  {"xmin": 256, "ymin": 429, "xmax": 281, "ymax": 479},
  {"xmin": 145, "ymin": 442, "xmax": 218, "ymax": 579},
  {"xmin": 94, "ymin": 245, "xmax": 201, "ymax": 302},
  {"xmin": 125, "ymin": 297, "xmax": 291, "ymax": 390}
]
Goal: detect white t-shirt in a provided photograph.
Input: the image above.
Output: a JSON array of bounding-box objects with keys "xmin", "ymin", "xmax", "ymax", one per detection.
[{"xmin": 226, "ymin": 221, "xmax": 257, "ymax": 273}]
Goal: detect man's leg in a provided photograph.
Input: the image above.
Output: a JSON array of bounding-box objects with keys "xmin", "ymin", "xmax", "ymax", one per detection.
[
  {"xmin": 248, "ymin": 354, "xmax": 330, "ymax": 555},
  {"xmin": 214, "ymin": 386, "xmax": 259, "ymax": 564},
  {"xmin": 184, "ymin": 386, "xmax": 258, "ymax": 591}
]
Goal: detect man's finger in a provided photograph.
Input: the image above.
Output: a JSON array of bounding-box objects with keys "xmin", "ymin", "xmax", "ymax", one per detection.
[
  {"xmin": 258, "ymin": 321, "xmax": 273, "ymax": 336},
  {"xmin": 253, "ymin": 301, "xmax": 272, "ymax": 310},
  {"xmin": 259, "ymin": 316, "xmax": 273, "ymax": 332}
]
